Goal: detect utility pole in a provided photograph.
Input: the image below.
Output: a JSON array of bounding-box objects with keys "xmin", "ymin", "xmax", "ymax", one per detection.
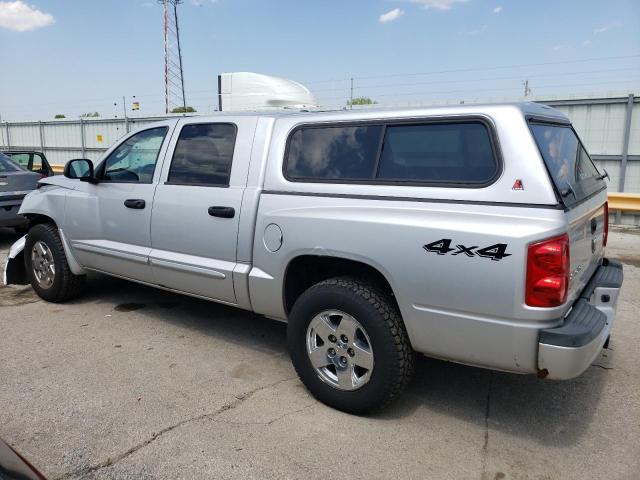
[
  {"xmin": 523, "ymin": 80, "xmax": 531, "ymax": 97},
  {"xmin": 114, "ymin": 96, "xmax": 134, "ymax": 133},
  {"xmin": 350, "ymin": 77, "xmax": 354, "ymax": 109}
]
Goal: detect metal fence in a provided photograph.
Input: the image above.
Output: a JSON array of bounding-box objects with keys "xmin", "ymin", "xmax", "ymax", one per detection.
[
  {"xmin": 1, "ymin": 94, "xmax": 638, "ymax": 193},
  {"xmin": 544, "ymin": 94, "xmax": 638, "ymax": 195},
  {"xmin": 0, "ymin": 116, "xmax": 170, "ymax": 165}
]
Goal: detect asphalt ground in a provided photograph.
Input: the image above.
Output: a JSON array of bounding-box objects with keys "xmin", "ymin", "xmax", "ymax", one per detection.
[{"xmin": 1, "ymin": 226, "xmax": 639, "ymax": 480}]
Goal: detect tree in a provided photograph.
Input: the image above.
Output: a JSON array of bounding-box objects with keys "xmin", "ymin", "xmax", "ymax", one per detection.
[
  {"xmin": 80, "ymin": 112, "xmax": 101, "ymax": 118},
  {"xmin": 170, "ymin": 106, "xmax": 196, "ymax": 113},
  {"xmin": 347, "ymin": 97, "xmax": 378, "ymax": 106},
  {"xmin": 54, "ymin": 114, "xmax": 66, "ymax": 119}
]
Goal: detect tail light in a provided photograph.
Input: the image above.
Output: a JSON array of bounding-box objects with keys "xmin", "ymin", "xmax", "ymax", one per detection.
[
  {"xmin": 603, "ymin": 201, "xmax": 609, "ymax": 247},
  {"xmin": 525, "ymin": 234, "xmax": 570, "ymax": 307}
]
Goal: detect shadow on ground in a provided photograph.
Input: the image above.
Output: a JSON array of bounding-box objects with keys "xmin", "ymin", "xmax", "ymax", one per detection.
[{"xmin": 0, "ymin": 227, "xmax": 20, "ymax": 250}]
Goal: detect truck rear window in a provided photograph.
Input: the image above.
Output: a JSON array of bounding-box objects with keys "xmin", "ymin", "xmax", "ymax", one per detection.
[
  {"xmin": 530, "ymin": 123, "xmax": 605, "ymax": 207},
  {"xmin": 285, "ymin": 121, "xmax": 499, "ymax": 186}
]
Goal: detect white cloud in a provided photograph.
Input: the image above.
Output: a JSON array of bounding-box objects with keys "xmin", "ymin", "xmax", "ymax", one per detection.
[
  {"xmin": 409, "ymin": 0, "xmax": 470, "ymax": 10},
  {"xmin": 0, "ymin": 1, "xmax": 54, "ymax": 31},
  {"xmin": 191, "ymin": 0, "xmax": 218, "ymax": 6},
  {"xmin": 493, "ymin": 6, "xmax": 502, "ymax": 14},
  {"xmin": 593, "ymin": 21, "xmax": 621, "ymax": 34},
  {"xmin": 552, "ymin": 44, "xmax": 572, "ymax": 51},
  {"xmin": 583, "ymin": 39, "xmax": 592, "ymax": 46},
  {"xmin": 379, "ymin": 8, "xmax": 404, "ymax": 23},
  {"xmin": 464, "ymin": 24, "xmax": 487, "ymax": 35}
]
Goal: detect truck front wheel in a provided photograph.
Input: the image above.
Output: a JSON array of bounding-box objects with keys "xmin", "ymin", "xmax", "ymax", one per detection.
[
  {"xmin": 287, "ymin": 276, "xmax": 414, "ymax": 414},
  {"xmin": 25, "ymin": 223, "xmax": 86, "ymax": 302}
]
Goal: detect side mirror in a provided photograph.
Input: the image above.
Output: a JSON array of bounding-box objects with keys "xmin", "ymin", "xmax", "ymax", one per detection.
[{"xmin": 64, "ymin": 159, "xmax": 96, "ymax": 183}]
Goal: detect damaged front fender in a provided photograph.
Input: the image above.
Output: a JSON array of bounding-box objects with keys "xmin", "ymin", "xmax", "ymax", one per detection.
[{"xmin": 3, "ymin": 235, "xmax": 28, "ymax": 285}]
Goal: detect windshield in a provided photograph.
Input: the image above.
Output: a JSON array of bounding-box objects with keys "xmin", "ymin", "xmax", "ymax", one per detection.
[
  {"xmin": 0, "ymin": 153, "xmax": 24, "ymax": 172},
  {"xmin": 530, "ymin": 123, "xmax": 605, "ymax": 207}
]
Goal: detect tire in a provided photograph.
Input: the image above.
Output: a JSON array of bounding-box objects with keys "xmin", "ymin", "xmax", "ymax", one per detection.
[
  {"xmin": 287, "ymin": 276, "xmax": 414, "ymax": 414},
  {"xmin": 24, "ymin": 223, "xmax": 86, "ymax": 302}
]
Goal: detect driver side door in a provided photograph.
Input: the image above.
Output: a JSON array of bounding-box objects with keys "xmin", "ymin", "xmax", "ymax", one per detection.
[{"xmin": 63, "ymin": 124, "xmax": 174, "ymax": 283}]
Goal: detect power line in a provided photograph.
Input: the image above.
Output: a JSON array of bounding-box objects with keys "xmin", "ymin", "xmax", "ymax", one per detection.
[
  {"xmin": 8, "ymin": 65, "xmax": 635, "ymax": 111},
  {"xmin": 307, "ymin": 67, "xmax": 640, "ymax": 94},
  {"xmin": 300, "ymin": 54, "xmax": 640, "ymax": 85}
]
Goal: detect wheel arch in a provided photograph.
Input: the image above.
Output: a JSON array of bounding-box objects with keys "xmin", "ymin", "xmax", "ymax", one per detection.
[
  {"xmin": 22, "ymin": 214, "xmax": 86, "ymax": 276},
  {"xmin": 23, "ymin": 213, "xmax": 58, "ymax": 228},
  {"xmin": 282, "ymin": 254, "xmax": 400, "ymax": 316},
  {"xmin": 4, "ymin": 215, "xmax": 62, "ymax": 286}
]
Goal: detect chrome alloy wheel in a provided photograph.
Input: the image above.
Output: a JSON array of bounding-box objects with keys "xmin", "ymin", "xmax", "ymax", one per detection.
[
  {"xmin": 306, "ymin": 310, "xmax": 374, "ymax": 391},
  {"xmin": 31, "ymin": 240, "xmax": 55, "ymax": 289}
]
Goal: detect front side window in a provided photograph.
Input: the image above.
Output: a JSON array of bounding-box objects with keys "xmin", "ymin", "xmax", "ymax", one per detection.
[
  {"xmin": 168, "ymin": 123, "xmax": 237, "ymax": 186},
  {"xmin": 530, "ymin": 123, "xmax": 604, "ymax": 206},
  {"xmin": 102, "ymin": 127, "xmax": 168, "ymax": 183},
  {"xmin": 284, "ymin": 121, "xmax": 498, "ymax": 185}
]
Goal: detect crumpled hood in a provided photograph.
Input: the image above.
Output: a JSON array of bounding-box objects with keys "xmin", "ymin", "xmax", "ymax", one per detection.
[{"xmin": 37, "ymin": 175, "xmax": 80, "ymax": 190}]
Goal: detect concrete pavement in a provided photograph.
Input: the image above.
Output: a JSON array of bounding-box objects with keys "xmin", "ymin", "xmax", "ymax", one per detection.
[{"xmin": 1, "ymin": 227, "xmax": 639, "ymax": 480}]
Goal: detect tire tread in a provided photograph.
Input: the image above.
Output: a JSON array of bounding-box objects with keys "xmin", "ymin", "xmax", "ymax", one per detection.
[
  {"xmin": 289, "ymin": 275, "xmax": 414, "ymax": 413},
  {"xmin": 26, "ymin": 223, "xmax": 86, "ymax": 302}
]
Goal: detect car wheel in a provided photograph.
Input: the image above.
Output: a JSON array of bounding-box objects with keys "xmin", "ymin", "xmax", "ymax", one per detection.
[
  {"xmin": 25, "ymin": 223, "xmax": 86, "ymax": 302},
  {"xmin": 287, "ymin": 276, "xmax": 414, "ymax": 414}
]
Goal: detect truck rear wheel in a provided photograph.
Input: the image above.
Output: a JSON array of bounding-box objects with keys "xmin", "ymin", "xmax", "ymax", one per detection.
[
  {"xmin": 287, "ymin": 276, "xmax": 414, "ymax": 414},
  {"xmin": 25, "ymin": 223, "xmax": 86, "ymax": 302}
]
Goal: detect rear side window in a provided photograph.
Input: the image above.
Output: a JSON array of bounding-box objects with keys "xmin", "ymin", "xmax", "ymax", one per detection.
[
  {"xmin": 377, "ymin": 123, "xmax": 497, "ymax": 183},
  {"xmin": 284, "ymin": 120, "xmax": 499, "ymax": 185},
  {"xmin": 8, "ymin": 153, "xmax": 30, "ymax": 169},
  {"xmin": 0, "ymin": 153, "xmax": 22, "ymax": 172},
  {"xmin": 168, "ymin": 123, "xmax": 237, "ymax": 186},
  {"xmin": 285, "ymin": 125, "xmax": 382, "ymax": 180},
  {"xmin": 530, "ymin": 123, "xmax": 605, "ymax": 207}
]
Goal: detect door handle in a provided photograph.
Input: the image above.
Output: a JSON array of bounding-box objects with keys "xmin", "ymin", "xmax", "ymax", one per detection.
[
  {"xmin": 208, "ymin": 206, "xmax": 235, "ymax": 218},
  {"xmin": 590, "ymin": 218, "xmax": 597, "ymax": 234},
  {"xmin": 124, "ymin": 199, "xmax": 146, "ymax": 209}
]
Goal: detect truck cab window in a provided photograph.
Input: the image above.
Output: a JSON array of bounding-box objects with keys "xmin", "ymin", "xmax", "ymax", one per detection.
[
  {"xmin": 168, "ymin": 123, "xmax": 237, "ymax": 186},
  {"xmin": 102, "ymin": 127, "xmax": 168, "ymax": 183}
]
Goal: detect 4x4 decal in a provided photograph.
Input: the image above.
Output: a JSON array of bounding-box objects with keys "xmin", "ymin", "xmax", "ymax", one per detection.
[{"xmin": 423, "ymin": 239, "xmax": 511, "ymax": 261}]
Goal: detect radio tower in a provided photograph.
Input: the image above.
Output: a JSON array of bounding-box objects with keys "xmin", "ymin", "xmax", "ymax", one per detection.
[{"xmin": 158, "ymin": 0, "xmax": 186, "ymax": 113}]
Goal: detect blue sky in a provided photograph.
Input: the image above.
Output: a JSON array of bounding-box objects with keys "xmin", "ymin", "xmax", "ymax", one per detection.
[{"xmin": 0, "ymin": 0, "xmax": 638, "ymax": 120}]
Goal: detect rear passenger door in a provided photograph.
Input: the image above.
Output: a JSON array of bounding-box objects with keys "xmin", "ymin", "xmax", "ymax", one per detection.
[{"xmin": 149, "ymin": 117, "xmax": 256, "ymax": 304}]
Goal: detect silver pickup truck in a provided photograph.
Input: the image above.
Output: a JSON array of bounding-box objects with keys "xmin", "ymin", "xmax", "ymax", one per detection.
[{"xmin": 4, "ymin": 103, "xmax": 623, "ymax": 413}]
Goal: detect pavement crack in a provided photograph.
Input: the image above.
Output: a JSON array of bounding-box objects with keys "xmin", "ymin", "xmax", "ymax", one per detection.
[
  {"xmin": 53, "ymin": 376, "xmax": 296, "ymax": 480},
  {"xmin": 480, "ymin": 372, "xmax": 493, "ymax": 480},
  {"xmin": 266, "ymin": 404, "xmax": 314, "ymax": 425},
  {"xmin": 591, "ymin": 364, "xmax": 614, "ymax": 370}
]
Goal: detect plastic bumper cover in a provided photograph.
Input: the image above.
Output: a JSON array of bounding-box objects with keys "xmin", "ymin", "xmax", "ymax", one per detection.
[{"xmin": 537, "ymin": 258, "xmax": 623, "ymax": 380}]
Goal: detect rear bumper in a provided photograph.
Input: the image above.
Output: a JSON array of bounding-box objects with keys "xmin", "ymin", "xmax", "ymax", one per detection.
[{"xmin": 537, "ymin": 258, "xmax": 623, "ymax": 380}]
